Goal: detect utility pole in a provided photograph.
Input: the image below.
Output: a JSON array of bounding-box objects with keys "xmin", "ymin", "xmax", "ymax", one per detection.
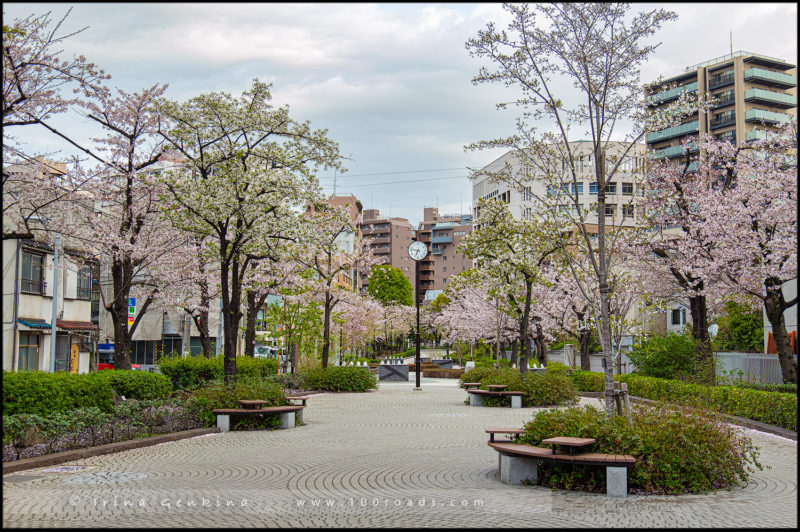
[{"xmin": 49, "ymin": 233, "xmax": 60, "ymax": 373}]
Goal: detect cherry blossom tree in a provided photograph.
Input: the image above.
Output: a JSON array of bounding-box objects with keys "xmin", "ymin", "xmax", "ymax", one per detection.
[
  {"xmin": 296, "ymin": 204, "xmax": 379, "ymax": 368},
  {"xmin": 465, "ymin": 2, "xmax": 679, "ymax": 412},
  {"xmin": 154, "ymin": 79, "xmax": 341, "ymax": 382},
  {"xmin": 3, "ymin": 8, "xmax": 110, "ymax": 240}
]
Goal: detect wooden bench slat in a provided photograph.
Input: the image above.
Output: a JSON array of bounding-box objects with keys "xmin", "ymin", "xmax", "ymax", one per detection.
[
  {"xmin": 212, "ymin": 405, "xmax": 305, "ymax": 414},
  {"xmin": 488, "ymin": 441, "xmax": 635, "ymax": 467},
  {"xmin": 541, "ymin": 436, "xmax": 595, "ymax": 446},
  {"xmin": 469, "ymin": 389, "xmax": 524, "ymax": 396},
  {"xmin": 485, "ymin": 428, "xmax": 525, "ymax": 434}
]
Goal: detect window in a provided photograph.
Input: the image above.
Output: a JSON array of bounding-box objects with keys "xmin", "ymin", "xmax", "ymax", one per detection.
[
  {"xmin": 443, "ymin": 267, "xmax": 447, "ymax": 272},
  {"xmin": 605, "ymin": 204, "xmax": 616, "ymax": 217},
  {"xmin": 77, "ymin": 266, "xmax": 91, "ymax": 299},
  {"xmin": 21, "ymin": 251, "xmax": 44, "ymax": 294},
  {"xmin": 606, "ymin": 182, "xmax": 617, "ymax": 195},
  {"xmin": 622, "ymin": 182, "xmax": 634, "ymax": 196},
  {"xmin": 671, "ymin": 308, "xmax": 684, "ymax": 326},
  {"xmin": 622, "ymin": 204, "xmax": 635, "ymax": 218},
  {"xmin": 589, "ymin": 182, "xmax": 598, "ymax": 195},
  {"xmin": 19, "ymin": 333, "xmax": 40, "ymax": 371}
]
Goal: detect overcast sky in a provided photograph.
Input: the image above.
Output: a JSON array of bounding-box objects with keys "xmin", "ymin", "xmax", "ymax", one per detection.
[{"xmin": 4, "ymin": 2, "xmax": 797, "ymax": 226}]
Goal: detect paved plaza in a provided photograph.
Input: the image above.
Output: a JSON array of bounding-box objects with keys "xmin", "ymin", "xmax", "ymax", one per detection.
[{"xmin": 2, "ymin": 378, "xmax": 797, "ymax": 528}]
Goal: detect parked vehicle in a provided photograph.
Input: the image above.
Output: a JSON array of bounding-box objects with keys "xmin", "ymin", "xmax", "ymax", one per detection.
[{"xmin": 96, "ymin": 343, "xmax": 141, "ymax": 371}]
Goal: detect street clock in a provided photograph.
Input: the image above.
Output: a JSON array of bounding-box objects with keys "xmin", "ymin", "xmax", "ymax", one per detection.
[{"xmin": 408, "ymin": 241, "xmax": 428, "ymax": 261}]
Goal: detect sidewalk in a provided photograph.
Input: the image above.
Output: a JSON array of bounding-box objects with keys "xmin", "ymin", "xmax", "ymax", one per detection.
[{"xmin": 3, "ymin": 383, "xmax": 796, "ymax": 528}]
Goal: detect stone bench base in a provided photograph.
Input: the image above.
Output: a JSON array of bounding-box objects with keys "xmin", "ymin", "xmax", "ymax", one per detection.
[
  {"xmin": 213, "ymin": 406, "xmax": 305, "ymax": 433},
  {"xmin": 468, "ymin": 391, "xmax": 523, "ymax": 408}
]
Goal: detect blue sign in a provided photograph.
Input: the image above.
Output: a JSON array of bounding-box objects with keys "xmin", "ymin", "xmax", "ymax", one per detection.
[{"xmin": 128, "ymin": 297, "xmax": 136, "ymax": 306}]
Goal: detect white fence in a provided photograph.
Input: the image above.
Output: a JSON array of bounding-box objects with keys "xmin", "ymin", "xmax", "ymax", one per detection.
[{"xmin": 714, "ymin": 351, "xmax": 792, "ymax": 384}]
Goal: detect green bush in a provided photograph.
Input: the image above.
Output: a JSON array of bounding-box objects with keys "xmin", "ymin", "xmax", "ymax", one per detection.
[
  {"xmin": 627, "ymin": 333, "xmax": 696, "ymax": 379},
  {"xmin": 157, "ymin": 355, "xmax": 278, "ymax": 389},
  {"xmin": 301, "ymin": 367, "xmax": 378, "ymax": 392},
  {"xmin": 186, "ymin": 378, "xmax": 288, "ymax": 428},
  {"xmin": 460, "ymin": 368, "xmax": 576, "ymax": 407},
  {"xmin": 94, "ymin": 370, "xmax": 173, "ymax": 400},
  {"xmin": 267, "ymin": 372, "xmax": 307, "ymax": 390},
  {"xmin": 567, "ymin": 371, "xmax": 798, "ymax": 430},
  {"xmin": 3, "ymin": 371, "xmax": 115, "ymax": 416},
  {"xmin": 713, "ymin": 301, "xmax": 763, "ymax": 352},
  {"xmin": 516, "ymin": 404, "xmax": 763, "ymax": 495}
]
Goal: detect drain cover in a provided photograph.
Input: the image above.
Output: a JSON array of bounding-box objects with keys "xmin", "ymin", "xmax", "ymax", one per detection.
[{"xmin": 61, "ymin": 471, "xmax": 147, "ymax": 485}]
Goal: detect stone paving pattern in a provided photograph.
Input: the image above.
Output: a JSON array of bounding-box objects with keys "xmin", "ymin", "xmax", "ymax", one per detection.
[{"xmin": 2, "ymin": 379, "xmax": 797, "ymax": 528}]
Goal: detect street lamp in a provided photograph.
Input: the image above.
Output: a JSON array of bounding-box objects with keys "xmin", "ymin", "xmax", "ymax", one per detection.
[{"xmin": 407, "ymin": 241, "xmax": 428, "ymax": 390}]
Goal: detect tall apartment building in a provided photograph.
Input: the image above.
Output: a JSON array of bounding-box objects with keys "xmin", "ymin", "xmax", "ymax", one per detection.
[
  {"xmin": 359, "ymin": 208, "xmax": 416, "ymax": 290},
  {"xmin": 415, "ymin": 207, "xmax": 473, "ymax": 298},
  {"xmin": 472, "ymin": 141, "xmax": 648, "ymax": 233},
  {"xmin": 645, "ymin": 51, "xmax": 797, "ymax": 164}
]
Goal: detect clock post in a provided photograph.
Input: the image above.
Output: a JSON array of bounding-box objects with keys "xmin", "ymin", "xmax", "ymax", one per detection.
[{"xmin": 407, "ymin": 241, "xmax": 428, "ymax": 391}]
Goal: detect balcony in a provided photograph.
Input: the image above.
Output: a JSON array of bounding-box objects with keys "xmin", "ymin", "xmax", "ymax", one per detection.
[
  {"xmin": 431, "ymin": 235, "xmax": 453, "ymax": 244},
  {"xmin": 373, "ymin": 247, "xmax": 390, "ymax": 255},
  {"xmin": 647, "ymin": 81, "xmax": 698, "ymax": 106},
  {"xmin": 711, "ymin": 94, "xmax": 736, "ymax": 109},
  {"xmin": 650, "ymin": 142, "xmax": 698, "ymax": 159},
  {"xmin": 431, "ymin": 248, "xmax": 443, "ymax": 255},
  {"xmin": 369, "ymin": 237, "xmax": 391, "ymax": 245},
  {"xmin": 745, "ymin": 109, "xmax": 792, "ymax": 125},
  {"xmin": 646, "ymin": 121, "xmax": 699, "ymax": 144},
  {"xmin": 709, "ymin": 115, "xmax": 736, "ymax": 130},
  {"xmin": 744, "ymin": 88, "xmax": 797, "ymax": 109},
  {"xmin": 708, "ymin": 73, "xmax": 735, "ymax": 90},
  {"xmin": 744, "ymin": 68, "xmax": 797, "ymax": 89}
]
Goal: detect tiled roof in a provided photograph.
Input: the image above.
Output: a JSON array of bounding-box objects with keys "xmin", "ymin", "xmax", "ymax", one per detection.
[
  {"xmin": 56, "ymin": 320, "xmax": 99, "ymax": 332},
  {"xmin": 17, "ymin": 318, "xmax": 52, "ymax": 328}
]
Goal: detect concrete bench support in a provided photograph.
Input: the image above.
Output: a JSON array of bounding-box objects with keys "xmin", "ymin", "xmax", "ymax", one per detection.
[
  {"xmin": 217, "ymin": 414, "xmax": 231, "ymax": 433},
  {"xmin": 606, "ymin": 466, "xmax": 628, "ymax": 497},
  {"xmin": 279, "ymin": 411, "xmax": 295, "ymax": 429},
  {"xmin": 469, "ymin": 392, "xmax": 484, "ymax": 406},
  {"xmin": 511, "ymin": 395, "xmax": 522, "ymax": 409},
  {"xmin": 499, "ymin": 453, "xmax": 538, "ymax": 485}
]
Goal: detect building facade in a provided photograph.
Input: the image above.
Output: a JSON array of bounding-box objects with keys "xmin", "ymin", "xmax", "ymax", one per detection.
[
  {"xmin": 645, "ymin": 51, "xmax": 797, "ymax": 163},
  {"xmin": 359, "ymin": 207, "xmax": 416, "ymax": 290},
  {"xmin": 415, "ymin": 207, "xmax": 473, "ymax": 296}
]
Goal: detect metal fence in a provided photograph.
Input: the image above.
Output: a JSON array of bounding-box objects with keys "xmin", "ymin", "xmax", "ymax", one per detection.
[{"xmin": 714, "ymin": 351, "xmax": 792, "ymax": 384}]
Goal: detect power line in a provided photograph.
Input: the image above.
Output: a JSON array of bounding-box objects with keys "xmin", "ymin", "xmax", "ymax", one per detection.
[
  {"xmin": 321, "ymin": 175, "xmax": 470, "ymax": 188},
  {"xmin": 319, "ymin": 167, "xmax": 466, "ymax": 180}
]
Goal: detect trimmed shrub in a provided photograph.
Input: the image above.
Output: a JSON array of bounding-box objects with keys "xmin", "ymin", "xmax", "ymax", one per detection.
[
  {"xmin": 3, "ymin": 371, "xmax": 115, "ymax": 416},
  {"xmin": 517, "ymin": 404, "xmax": 763, "ymax": 495},
  {"xmin": 267, "ymin": 372, "xmax": 307, "ymax": 390},
  {"xmin": 94, "ymin": 370, "xmax": 173, "ymax": 400},
  {"xmin": 567, "ymin": 371, "xmax": 797, "ymax": 431},
  {"xmin": 422, "ymin": 369, "xmax": 465, "ymax": 379},
  {"xmin": 627, "ymin": 333, "xmax": 696, "ymax": 380},
  {"xmin": 186, "ymin": 378, "xmax": 288, "ymax": 428},
  {"xmin": 460, "ymin": 367, "xmax": 577, "ymax": 407},
  {"xmin": 301, "ymin": 367, "xmax": 378, "ymax": 392},
  {"xmin": 157, "ymin": 355, "xmax": 278, "ymax": 390}
]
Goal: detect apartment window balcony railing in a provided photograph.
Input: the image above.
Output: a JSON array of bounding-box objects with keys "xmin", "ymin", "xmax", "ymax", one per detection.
[
  {"xmin": 374, "ymin": 248, "xmax": 390, "ymax": 254},
  {"xmin": 646, "ymin": 121, "xmax": 699, "ymax": 144},
  {"xmin": 369, "ymin": 237, "xmax": 391, "ymax": 245},
  {"xmin": 431, "ymin": 236, "xmax": 453, "ymax": 244},
  {"xmin": 650, "ymin": 142, "xmax": 699, "ymax": 159},
  {"xmin": 647, "ymin": 81, "xmax": 698, "ymax": 106},
  {"xmin": 745, "ymin": 109, "xmax": 792, "ymax": 125},
  {"xmin": 431, "ymin": 248, "xmax": 443, "ymax": 255},
  {"xmin": 744, "ymin": 88, "xmax": 797, "ymax": 109},
  {"xmin": 710, "ymin": 116, "xmax": 736, "ymax": 130},
  {"xmin": 708, "ymin": 73, "xmax": 735, "ymax": 90},
  {"xmin": 711, "ymin": 94, "xmax": 736, "ymax": 109},
  {"xmin": 743, "ymin": 68, "xmax": 797, "ymax": 89}
]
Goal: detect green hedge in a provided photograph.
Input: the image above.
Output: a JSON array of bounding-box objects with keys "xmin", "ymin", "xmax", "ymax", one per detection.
[
  {"xmin": 3, "ymin": 371, "xmax": 115, "ymax": 416},
  {"xmin": 459, "ymin": 367, "xmax": 577, "ymax": 407},
  {"xmin": 517, "ymin": 404, "xmax": 763, "ymax": 494},
  {"xmin": 94, "ymin": 370, "xmax": 173, "ymax": 400},
  {"xmin": 567, "ymin": 371, "xmax": 797, "ymax": 431},
  {"xmin": 300, "ymin": 367, "xmax": 378, "ymax": 392},
  {"xmin": 157, "ymin": 355, "xmax": 279, "ymax": 389},
  {"xmin": 186, "ymin": 378, "xmax": 287, "ymax": 428}
]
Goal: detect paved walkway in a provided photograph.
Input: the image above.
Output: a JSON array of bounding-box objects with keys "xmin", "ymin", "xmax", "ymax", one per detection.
[{"xmin": 2, "ymin": 379, "xmax": 797, "ymax": 528}]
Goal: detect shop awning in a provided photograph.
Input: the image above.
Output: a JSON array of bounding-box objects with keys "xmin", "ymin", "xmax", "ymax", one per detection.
[
  {"xmin": 17, "ymin": 318, "xmax": 52, "ymax": 329},
  {"xmin": 56, "ymin": 319, "xmax": 99, "ymax": 332}
]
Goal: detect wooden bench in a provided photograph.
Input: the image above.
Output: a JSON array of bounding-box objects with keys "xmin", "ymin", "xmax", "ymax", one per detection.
[
  {"xmin": 462, "ymin": 382, "xmax": 482, "ymax": 390},
  {"xmin": 485, "ymin": 427, "xmax": 525, "ymax": 443},
  {"xmin": 286, "ymin": 395, "xmax": 311, "ymax": 406},
  {"xmin": 467, "ymin": 388, "xmax": 524, "ymax": 408},
  {"xmin": 212, "ymin": 405, "xmax": 305, "ymax": 432},
  {"xmin": 488, "ymin": 440, "xmax": 635, "ymax": 497}
]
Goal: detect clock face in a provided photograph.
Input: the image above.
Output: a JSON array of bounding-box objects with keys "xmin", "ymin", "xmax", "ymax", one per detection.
[{"xmin": 408, "ymin": 241, "xmax": 428, "ymax": 261}]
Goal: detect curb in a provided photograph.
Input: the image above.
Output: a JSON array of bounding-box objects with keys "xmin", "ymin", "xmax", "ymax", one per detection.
[
  {"xmin": 579, "ymin": 392, "xmax": 797, "ymax": 441},
  {"xmin": 3, "ymin": 427, "xmax": 219, "ymax": 475}
]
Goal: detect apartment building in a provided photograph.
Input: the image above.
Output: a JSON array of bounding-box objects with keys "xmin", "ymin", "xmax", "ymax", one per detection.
[
  {"xmin": 359, "ymin": 208, "xmax": 416, "ymax": 290},
  {"xmin": 645, "ymin": 51, "xmax": 797, "ymax": 164},
  {"xmin": 472, "ymin": 141, "xmax": 648, "ymax": 233},
  {"xmin": 415, "ymin": 207, "xmax": 473, "ymax": 297},
  {"xmin": 2, "ymin": 159, "xmax": 97, "ymax": 373}
]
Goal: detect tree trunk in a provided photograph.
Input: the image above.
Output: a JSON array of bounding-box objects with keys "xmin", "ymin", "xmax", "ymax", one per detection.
[
  {"xmin": 510, "ymin": 340, "xmax": 518, "ymax": 367},
  {"xmin": 579, "ymin": 328, "xmax": 591, "ymax": 371},
  {"xmin": 244, "ymin": 291, "xmax": 269, "ymax": 359},
  {"xmin": 322, "ymin": 290, "xmax": 332, "ymax": 368},
  {"xmin": 220, "ymin": 251, "xmax": 239, "ymax": 385},
  {"xmin": 689, "ymin": 294, "xmax": 715, "ymax": 385},
  {"xmin": 597, "ymin": 146, "xmax": 616, "ymax": 414},
  {"xmin": 764, "ymin": 284, "xmax": 797, "ymax": 384}
]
